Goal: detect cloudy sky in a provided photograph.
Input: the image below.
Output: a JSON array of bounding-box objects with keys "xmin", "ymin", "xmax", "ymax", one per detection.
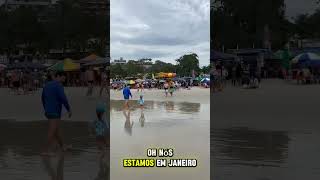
[
  {"xmin": 110, "ymin": 0, "xmax": 210, "ymax": 66},
  {"xmin": 285, "ymin": 0, "xmax": 319, "ymax": 20}
]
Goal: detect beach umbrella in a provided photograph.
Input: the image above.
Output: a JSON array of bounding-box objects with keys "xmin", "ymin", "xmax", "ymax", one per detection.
[
  {"xmin": 135, "ymin": 79, "xmax": 143, "ymax": 83},
  {"xmin": 291, "ymin": 53, "xmax": 320, "ymax": 66},
  {"xmin": 78, "ymin": 54, "xmax": 100, "ymax": 63},
  {"xmin": 48, "ymin": 58, "xmax": 80, "ymax": 71}
]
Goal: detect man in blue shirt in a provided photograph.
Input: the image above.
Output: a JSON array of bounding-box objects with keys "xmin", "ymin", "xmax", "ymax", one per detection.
[
  {"xmin": 41, "ymin": 71, "xmax": 72, "ymax": 156},
  {"xmin": 122, "ymin": 84, "xmax": 132, "ymax": 109}
]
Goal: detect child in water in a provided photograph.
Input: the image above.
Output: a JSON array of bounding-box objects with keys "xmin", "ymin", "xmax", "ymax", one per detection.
[
  {"xmin": 91, "ymin": 103, "xmax": 109, "ymax": 152},
  {"xmin": 138, "ymin": 95, "xmax": 144, "ymax": 109}
]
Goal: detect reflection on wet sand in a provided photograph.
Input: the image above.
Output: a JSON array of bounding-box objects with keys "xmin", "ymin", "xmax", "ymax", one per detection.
[
  {"xmin": 139, "ymin": 110, "xmax": 145, "ymax": 127},
  {"xmin": 213, "ymin": 127, "xmax": 289, "ymax": 167},
  {"xmin": 95, "ymin": 151, "xmax": 109, "ymax": 180},
  {"xmin": 123, "ymin": 110, "xmax": 133, "ymax": 136},
  {"xmin": 111, "ymin": 100, "xmax": 201, "ymax": 113},
  {"xmin": 42, "ymin": 153, "xmax": 64, "ymax": 180},
  {"xmin": 0, "ymin": 121, "xmax": 109, "ymax": 180},
  {"xmin": 110, "ymin": 100, "xmax": 209, "ymax": 180},
  {"xmin": 41, "ymin": 151, "xmax": 109, "ymax": 180}
]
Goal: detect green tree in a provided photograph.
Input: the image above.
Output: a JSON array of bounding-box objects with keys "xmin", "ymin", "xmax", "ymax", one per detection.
[
  {"xmin": 124, "ymin": 61, "xmax": 144, "ymax": 77},
  {"xmin": 176, "ymin": 53, "xmax": 200, "ymax": 77},
  {"xmin": 294, "ymin": 10, "xmax": 320, "ymax": 39},
  {"xmin": 2, "ymin": 7, "xmax": 43, "ymax": 54},
  {"xmin": 110, "ymin": 63, "xmax": 126, "ymax": 79},
  {"xmin": 201, "ymin": 65, "xmax": 211, "ymax": 74},
  {"xmin": 212, "ymin": 0, "xmax": 289, "ymax": 50},
  {"xmin": 148, "ymin": 60, "xmax": 176, "ymax": 74}
]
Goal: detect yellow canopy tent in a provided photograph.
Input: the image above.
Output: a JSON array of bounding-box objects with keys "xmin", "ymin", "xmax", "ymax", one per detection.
[
  {"xmin": 48, "ymin": 58, "xmax": 80, "ymax": 71},
  {"xmin": 157, "ymin": 72, "xmax": 176, "ymax": 78}
]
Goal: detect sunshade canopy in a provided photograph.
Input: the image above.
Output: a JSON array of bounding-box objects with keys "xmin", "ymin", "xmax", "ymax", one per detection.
[{"xmin": 48, "ymin": 58, "xmax": 80, "ymax": 71}]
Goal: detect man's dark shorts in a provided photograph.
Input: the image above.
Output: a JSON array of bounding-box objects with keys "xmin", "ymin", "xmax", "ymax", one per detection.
[{"xmin": 45, "ymin": 113, "xmax": 61, "ymax": 119}]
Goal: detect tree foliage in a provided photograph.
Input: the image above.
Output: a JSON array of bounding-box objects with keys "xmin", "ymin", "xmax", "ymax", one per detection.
[
  {"xmin": 110, "ymin": 53, "xmax": 206, "ymax": 78},
  {"xmin": 294, "ymin": 10, "xmax": 320, "ymax": 39},
  {"xmin": 212, "ymin": 0, "xmax": 291, "ymax": 50},
  {"xmin": 176, "ymin": 53, "xmax": 200, "ymax": 77},
  {"xmin": 0, "ymin": 0, "xmax": 107, "ymax": 57}
]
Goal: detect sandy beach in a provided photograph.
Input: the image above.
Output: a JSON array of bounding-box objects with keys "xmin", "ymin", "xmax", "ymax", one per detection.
[
  {"xmin": 212, "ymin": 79, "xmax": 320, "ymax": 180},
  {"xmin": 0, "ymin": 87, "xmax": 109, "ymax": 180},
  {"xmin": 0, "ymin": 86, "xmax": 210, "ymax": 180}
]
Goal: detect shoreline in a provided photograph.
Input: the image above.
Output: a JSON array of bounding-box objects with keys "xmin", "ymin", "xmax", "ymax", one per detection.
[{"xmin": 110, "ymin": 87, "xmax": 210, "ymax": 104}]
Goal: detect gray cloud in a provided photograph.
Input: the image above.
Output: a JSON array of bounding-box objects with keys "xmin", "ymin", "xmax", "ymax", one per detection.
[
  {"xmin": 111, "ymin": 0, "xmax": 210, "ymax": 66},
  {"xmin": 285, "ymin": 0, "xmax": 320, "ymax": 20}
]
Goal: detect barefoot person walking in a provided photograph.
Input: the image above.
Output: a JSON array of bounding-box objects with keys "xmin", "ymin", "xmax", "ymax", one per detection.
[
  {"xmin": 123, "ymin": 84, "xmax": 132, "ymax": 109},
  {"xmin": 41, "ymin": 72, "xmax": 72, "ymax": 156}
]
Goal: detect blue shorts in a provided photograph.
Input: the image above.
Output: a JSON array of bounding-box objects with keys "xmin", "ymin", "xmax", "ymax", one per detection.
[{"xmin": 45, "ymin": 113, "xmax": 61, "ymax": 119}]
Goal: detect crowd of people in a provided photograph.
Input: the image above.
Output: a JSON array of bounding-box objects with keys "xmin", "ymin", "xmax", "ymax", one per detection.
[
  {"xmin": 211, "ymin": 62, "xmax": 261, "ymax": 92},
  {"xmin": 0, "ymin": 69, "xmax": 44, "ymax": 94},
  {"xmin": 294, "ymin": 67, "xmax": 320, "ymax": 85},
  {"xmin": 211, "ymin": 61, "xmax": 320, "ymax": 92},
  {"xmin": 111, "ymin": 77, "xmax": 204, "ymax": 91},
  {"xmin": 0, "ymin": 67, "xmax": 109, "ymax": 96}
]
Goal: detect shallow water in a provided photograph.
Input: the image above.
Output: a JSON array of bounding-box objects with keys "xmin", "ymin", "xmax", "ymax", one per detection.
[{"xmin": 110, "ymin": 100, "xmax": 210, "ymax": 180}]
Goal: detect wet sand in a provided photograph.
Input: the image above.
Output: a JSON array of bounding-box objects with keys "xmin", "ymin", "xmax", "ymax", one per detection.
[
  {"xmin": 0, "ymin": 87, "xmax": 210, "ymax": 180},
  {"xmin": 110, "ymin": 87, "xmax": 210, "ymax": 180},
  {"xmin": 212, "ymin": 79, "xmax": 320, "ymax": 180},
  {"xmin": 0, "ymin": 87, "xmax": 109, "ymax": 121},
  {"xmin": 0, "ymin": 87, "xmax": 109, "ymax": 180}
]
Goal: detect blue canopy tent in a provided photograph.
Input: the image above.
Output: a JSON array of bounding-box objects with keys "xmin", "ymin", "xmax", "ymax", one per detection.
[{"xmin": 291, "ymin": 52, "xmax": 320, "ymax": 67}]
